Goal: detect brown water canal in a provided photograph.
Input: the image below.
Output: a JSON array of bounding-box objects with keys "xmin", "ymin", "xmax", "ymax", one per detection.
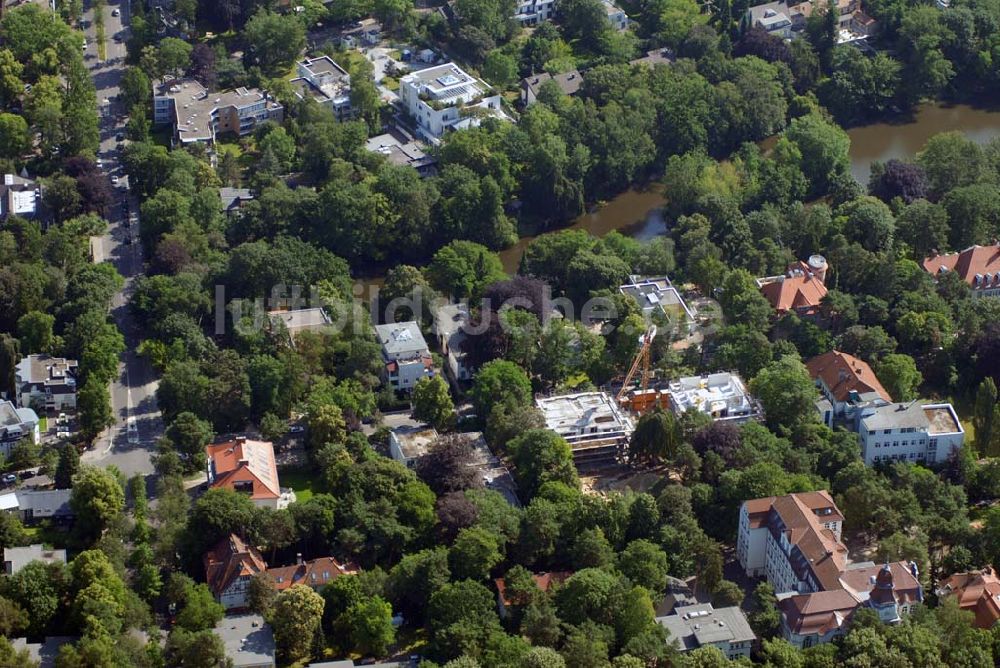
[{"xmin": 360, "ymin": 102, "xmax": 1000, "ymax": 289}]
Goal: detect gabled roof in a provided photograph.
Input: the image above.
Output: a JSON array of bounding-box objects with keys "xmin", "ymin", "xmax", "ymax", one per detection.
[
  {"xmin": 923, "ymin": 244, "xmax": 1000, "ymax": 289},
  {"xmin": 743, "ymin": 492, "xmax": 846, "ymax": 590},
  {"xmin": 267, "ymin": 556, "xmax": 359, "ymax": 591},
  {"xmin": 806, "ymin": 350, "xmax": 892, "ymax": 404},
  {"xmin": 758, "ymin": 274, "xmax": 828, "ymax": 314},
  {"xmin": 778, "ymin": 589, "xmax": 859, "ymax": 636},
  {"xmin": 936, "ymin": 568, "xmax": 1000, "ymax": 629},
  {"xmin": 494, "ymin": 571, "xmax": 572, "ymax": 608},
  {"xmin": 207, "ymin": 438, "xmax": 281, "ymax": 500},
  {"xmin": 204, "ymin": 534, "xmax": 267, "ymax": 597}
]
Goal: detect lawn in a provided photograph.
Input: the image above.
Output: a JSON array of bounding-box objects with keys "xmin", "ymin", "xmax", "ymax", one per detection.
[
  {"xmin": 279, "ymin": 467, "xmax": 319, "ymax": 503},
  {"xmin": 22, "ymin": 522, "xmax": 66, "ymax": 547}
]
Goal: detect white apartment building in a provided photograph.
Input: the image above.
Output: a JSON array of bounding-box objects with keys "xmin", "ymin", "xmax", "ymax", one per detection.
[
  {"xmin": 0, "ymin": 401, "xmax": 39, "ymax": 456},
  {"xmin": 15, "ymin": 355, "xmax": 79, "ymax": 411},
  {"xmin": 375, "ymin": 322, "xmax": 434, "ymax": 391},
  {"xmin": 536, "ymin": 392, "xmax": 633, "ymax": 467},
  {"xmin": 858, "ymin": 401, "xmax": 964, "ymax": 466},
  {"xmin": 399, "ymin": 63, "xmax": 506, "ymax": 143},
  {"xmin": 737, "ymin": 491, "xmax": 846, "ymax": 594},
  {"xmin": 514, "ymin": 0, "xmax": 555, "ymax": 24},
  {"xmin": 289, "ymin": 56, "xmax": 355, "ymax": 121},
  {"xmin": 665, "ymin": 373, "xmax": 762, "ymax": 423},
  {"xmin": 153, "ymin": 78, "xmax": 283, "ymax": 145}
]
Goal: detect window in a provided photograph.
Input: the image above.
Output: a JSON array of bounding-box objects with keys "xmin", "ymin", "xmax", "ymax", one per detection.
[{"xmin": 884, "ymin": 429, "xmax": 892, "ymax": 434}]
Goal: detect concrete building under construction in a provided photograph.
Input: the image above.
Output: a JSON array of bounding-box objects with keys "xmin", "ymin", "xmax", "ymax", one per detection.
[{"xmin": 536, "ymin": 392, "xmax": 634, "ymax": 468}]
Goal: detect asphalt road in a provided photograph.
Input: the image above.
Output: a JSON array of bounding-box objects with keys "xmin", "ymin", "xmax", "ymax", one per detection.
[{"xmin": 80, "ymin": 0, "xmax": 162, "ymax": 478}]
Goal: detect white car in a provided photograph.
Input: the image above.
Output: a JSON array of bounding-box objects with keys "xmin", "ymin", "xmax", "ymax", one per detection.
[
  {"xmin": 126, "ymin": 418, "xmax": 138, "ymax": 444},
  {"xmin": 57, "ymin": 413, "xmax": 67, "ymax": 424},
  {"xmin": 82, "ymin": 39, "xmax": 87, "ymax": 50},
  {"xmin": 111, "ymin": 175, "xmax": 119, "ymax": 186},
  {"xmin": 111, "ymin": 8, "xmax": 120, "ymax": 16}
]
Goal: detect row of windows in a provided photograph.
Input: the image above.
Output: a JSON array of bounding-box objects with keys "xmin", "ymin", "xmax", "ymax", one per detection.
[
  {"xmin": 873, "ymin": 439, "xmax": 926, "ymax": 448},
  {"xmin": 873, "ymin": 453, "xmax": 922, "ymax": 462}
]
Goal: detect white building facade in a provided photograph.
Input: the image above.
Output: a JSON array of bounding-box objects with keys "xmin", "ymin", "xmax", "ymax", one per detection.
[
  {"xmin": 858, "ymin": 402, "xmax": 965, "ymax": 466},
  {"xmin": 375, "ymin": 322, "xmax": 434, "ymax": 391},
  {"xmin": 399, "ymin": 63, "xmax": 505, "ymax": 143}
]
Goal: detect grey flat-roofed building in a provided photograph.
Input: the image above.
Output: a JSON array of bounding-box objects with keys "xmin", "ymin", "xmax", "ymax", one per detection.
[
  {"xmin": 4, "ymin": 544, "xmax": 67, "ymax": 575},
  {"xmin": 215, "ymin": 615, "xmax": 275, "ymax": 668},
  {"xmin": 11, "ymin": 636, "xmax": 77, "ymax": 668},
  {"xmin": 15, "ymin": 489, "xmax": 74, "ymax": 523},
  {"xmin": 375, "ymin": 322, "xmax": 434, "ymax": 391},
  {"xmin": 657, "ymin": 603, "xmax": 756, "ymax": 660},
  {"xmin": 365, "ymin": 133, "xmax": 437, "ymax": 176},
  {"xmin": 858, "ymin": 401, "xmax": 965, "ymax": 466}
]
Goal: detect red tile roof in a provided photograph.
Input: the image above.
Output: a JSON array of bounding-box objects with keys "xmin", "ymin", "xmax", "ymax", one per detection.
[
  {"xmin": 923, "ymin": 245, "xmax": 1000, "ymax": 291},
  {"xmin": 806, "ymin": 350, "xmax": 892, "ymax": 404},
  {"xmin": 206, "ymin": 438, "xmax": 281, "ymax": 500},
  {"xmin": 937, "ymin": 569, "xmax": 1000, "ymax": 629},
  {"xmin": 267, "ymin": 557, "xmax": 360, "ymax": 591},
  {"xmin": 495, "ymin": 571, "xmax": 572, "ymax": 608},
  {"xmin": 778, "ymin": 589, "xmax": 859, "ymax": 636},
  {"xmin": 204, "ymin": 534, "xmax": 267, "ymax": 597},
  {"xmin": 769, "ymin": 493, "xmax": 848, "ymax": 591},
  {"xmin": 759, "ymin": 274, "xmax": 828, "ymax": 315},
  {"xmin": 840, "ymin": 562, "xmax": 922, "ymax": 607}
]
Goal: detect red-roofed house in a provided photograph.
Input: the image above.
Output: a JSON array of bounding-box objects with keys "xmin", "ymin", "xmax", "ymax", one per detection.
[
  {"xmin": 806, "ymin": 350, "xmax": 891, "ymax": 425},
  {"xmin": 267, "ymin": 555, "xmax": 359, "ymax": 592},
  {"xmin": 756, "ymin": 256, "xmax": 829, "ymax": 317},
  {"xmin": 740, "ymin": 493, "xmax": 924, "ymax": 648},
  {"xmin": 494, "ymin": 571, "xmax": 572, "ymax": 618},
  {"xmin": 923, "ymin": 244, "xmax": 1000, "ymax": 298},
  {"xmin": 204, "ymin": 534, "xmax": 268, "ymax": 610},
  {"xmin": 936, "ymin": 568, "xmax": 1000, "ymax": 629},
  {"xmin": 206, "ymin": 437, "xmax": 294, "ymax": 509}
]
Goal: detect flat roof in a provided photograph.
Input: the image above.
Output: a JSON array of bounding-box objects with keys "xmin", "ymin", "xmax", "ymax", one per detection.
[
  {"xmin": 375, "ymin": 322, "xmax": 429, "ymax": 356},
  {"xmin": 4, "ymin": 544, "xmax": 67, "ymax": 575},
  {"xmin": 657, "ymin": 603, "xmax": 756, "ymax": 651},
  {"xmin": 537, "ymin": 392, "xmax": 633, "ymax": 440},
  {"xmin": 299, "ymin": 55, "xmax": 349, "ymax": 78},
  {"xmin": 861, "ymin": 401, "xmax": 963, "ymax": 434},
  {"xmin": 214, "ymin": 615, "xmax": 275, "ymax": 668},
  {"xmin": 155, "ymin": 78, "xmax": 281, "ymax": 143},
  {"xmin": 269, "ymin": 308, "xmax": 332, "ymax": 333},
  {"xmin": 391, "ymin": 425, "xmax": 439, "ymax": 460}
]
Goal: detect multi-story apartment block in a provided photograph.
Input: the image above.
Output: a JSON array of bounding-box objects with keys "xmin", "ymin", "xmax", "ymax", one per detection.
[
  {"xmin": 153, "ymin": 78, "xmax": 283, "ymax": 145},
  {"xmin": 14, "ymin": 355, "xmax": 79, "ymax": 411},
  {"xmin": 375, "ymin": 322, "xmax": 434, "ymax": 391},
  {"xmin": 399, "ymin": 63, "xmax": 506, "ymax": 143},
  {"xmin": 738, "ymin": 492, "xmax": 924, "ymax": 649},
  {"xmin": 289, "ymin": 56, "xmax": 355, "ymax": 121},
  {"xmin": 857, "ymin": 401, "xmax": 964, "ymax": 466},
  {"xmin": 737, "ymin": 491, "xmax": 847, "ymax": 594}
]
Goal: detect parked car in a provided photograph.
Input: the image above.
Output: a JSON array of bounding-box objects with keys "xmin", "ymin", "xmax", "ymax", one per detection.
[
  {"xmin": 111, "ymin": 175, "xmax": 119, "ymax": 186},
  {"xmin": 1, "ymin": 474, "xmax": 17, "ymax": 486},
  {"xmin": 289, "ymin": 425, "xmax": 306, "ymax": 434},
  {"xmin": 57, "ymin": 413, "xmax": 67, "ymax": 424},
  {"xmin": 19, "ymin": 470, "xmax": 34, "ymax": 480},
  {"xmin": 111, "ymin": 7, "xmax": 120, "ymax": 16}
]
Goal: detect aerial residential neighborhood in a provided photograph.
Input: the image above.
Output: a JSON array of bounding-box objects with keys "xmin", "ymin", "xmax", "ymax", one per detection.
[{"xmin": 2, "ymin": 0, "xmax": 1000, "ymax": 665}]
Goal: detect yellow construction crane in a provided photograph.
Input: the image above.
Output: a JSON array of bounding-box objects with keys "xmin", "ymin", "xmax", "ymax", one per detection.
[{"xmin": 616, "ymin": 326, "xmax": 657, "ymax": 412}]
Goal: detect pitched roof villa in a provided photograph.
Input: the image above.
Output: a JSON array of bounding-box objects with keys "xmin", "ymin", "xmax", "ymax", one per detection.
[
  {"xmin": 806, "ymin": 350, "xmax": 891, "ymax": 405},
  {"xmin": 923, "ymin": 244, "xmax": 1000, "ymax": 297},
  {"xmin": 206, "ymin": 437, "xmax": 293, "ymax": 509}
]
